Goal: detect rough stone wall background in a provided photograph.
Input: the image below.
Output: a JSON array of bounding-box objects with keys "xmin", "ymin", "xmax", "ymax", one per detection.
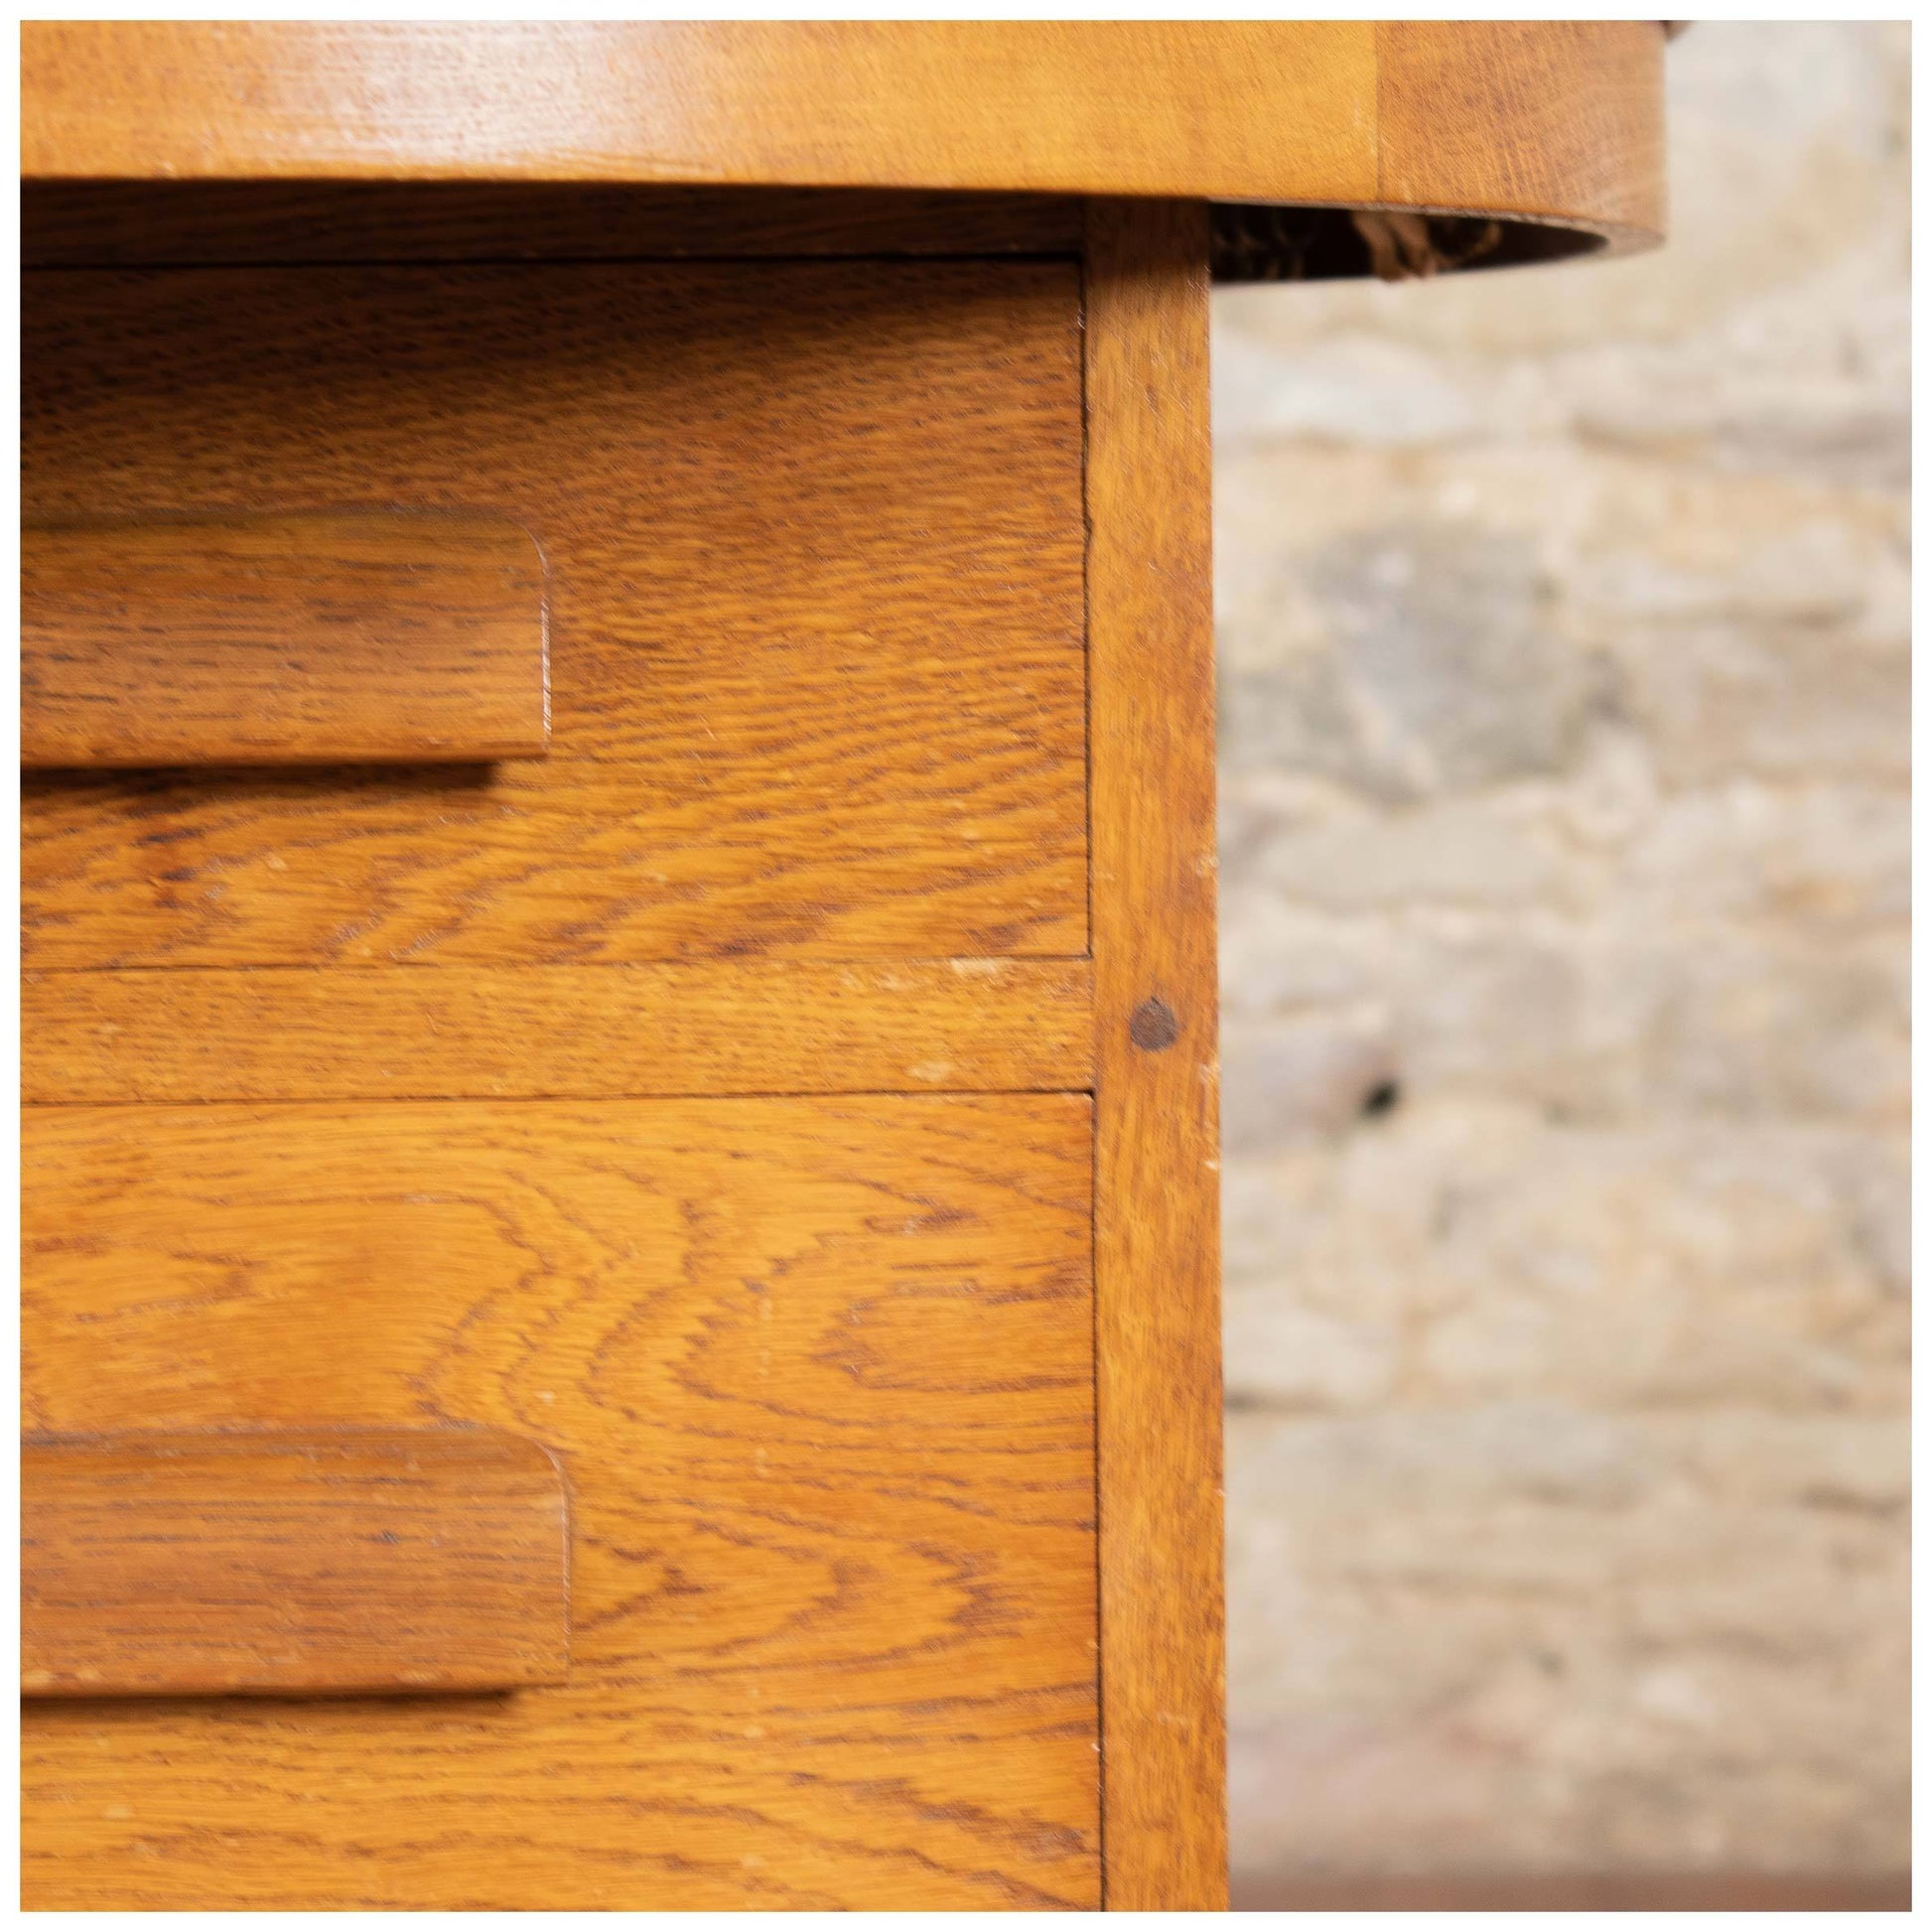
[{"xmin": 1214, "ymin": 23, "xmax": 1908, "ymax": 1883}]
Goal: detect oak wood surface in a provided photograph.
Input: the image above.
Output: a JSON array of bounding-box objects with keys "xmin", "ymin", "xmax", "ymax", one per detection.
[
  {"xmin": 23, "ymin": 511, "xmax": 548, "ymax": 768},
  {"xmin": 22, "ymin": 958, "xmax": 1094, "ymax": 1102},
  {"xmin": 23, "ymin": 261, "xmax": 1085, "ymax": 966},
  {"xmin": 23, "ymin": 1427, "xmax": 569, "ymax": 1698},
  {"xmin": 1084, "ymin": 200, "xmax": 1226, "ymax": 1911},
  {"xmin": 19, "ymin": 23, "xmax": 1666, "ymax": 252},
  {"xmin": 21, "ymin": 23, "xmax": 1376, "ymax": 196},
  {"xmin": 12, "ymin": 128, "xmax": 1251, "ymax": 1913},
  {"xmin": 1376, "ymin": 21, "xmax": 1665, "ymax": 235},
  {"xmin": 22, "ymin": 181, "xmax": 1084, "ymax": 266},
  {"xmin": 21, "ymin": 1094, "xmax": 1098, "ymax": 1909}
]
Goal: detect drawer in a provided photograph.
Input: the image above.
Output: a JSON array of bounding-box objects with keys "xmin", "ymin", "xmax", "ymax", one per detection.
[
  {"xmin": 22, "ymin": 1094, "xmax": 1098, "ymax": 1910},
  {"xmin": 22, "ymin": 261, "xmax": 1086, "ymax": 968},
  {"xmin": 20, "ymin": 196, "xmax": 1224, "ymax": 1913}
]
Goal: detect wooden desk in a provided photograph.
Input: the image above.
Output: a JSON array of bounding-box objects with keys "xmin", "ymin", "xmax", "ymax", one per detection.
[{"xmin": 20, "ymin": 23, "xmax": 1667, "ymax": 1911}]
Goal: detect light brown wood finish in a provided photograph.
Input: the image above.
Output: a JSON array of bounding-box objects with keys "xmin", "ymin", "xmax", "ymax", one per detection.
[
  {"xmin": 19, "ymin": 23, "xmax": 1665, "ymax": 253},
  {"xmin": 1085, "ymin": 200, "xmax": 1225, "ymax": 1911},
  {"xmin": 22, "ymin": 958, "xmax": 1094, "ymax": 1102},
  {"xmin": 15, "ymin": 24, "xmax": 1672, "ymax": 1912},
  {"xmin": 20, "ymin": 23, "xmax": 1376, "ymax": 195},
  {"xmin": 23, "ymin": 262, "xmax": 1085, "ymax": 966},
  {"xmin": 21, "ymin": 1095, "xmax": 1098, "ymax": 1909},
  {"xmin": 24, "ymin": 1427, "xmax": 569, "ymax": 1698},
  {"xmin": 1376, "ymin": 21, "xmax": 1665, "ymax": 234},
  {"xmin": 23, "ymin": 511, "xmax": 548, "ymax": 768}
]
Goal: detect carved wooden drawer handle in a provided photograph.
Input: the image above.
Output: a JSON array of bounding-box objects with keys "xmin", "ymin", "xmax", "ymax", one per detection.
[
  {"xmin": 21, "ymin": 1427, "xmax": 570, "ymax": 1698},
  {"xmin": 21, "ymin": 510, "xmax": 549, "ymax": 767}
]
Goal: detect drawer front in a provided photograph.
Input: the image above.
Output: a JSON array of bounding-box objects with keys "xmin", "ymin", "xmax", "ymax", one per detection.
[
  {"xmin": 22, "ymin": 1095, "xmax": 1098, "ymax": 1910},
  {"xmin": 23, "ymin": 261, "xmax": 1085, "ymax": 967}
]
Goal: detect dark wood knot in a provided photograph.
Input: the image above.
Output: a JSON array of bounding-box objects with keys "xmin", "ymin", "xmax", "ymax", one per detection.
[{"xmin": 1129, "ymin": 998, "xmax": 1179, "ymax": 1052}]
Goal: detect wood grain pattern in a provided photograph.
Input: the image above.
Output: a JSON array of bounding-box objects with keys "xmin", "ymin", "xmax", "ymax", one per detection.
[
  {"xmin": 18, "ymin": 24, "xmax": 1666, "ymax": 254},
  {"xmin": 20, "ymin": 22, "xmax": 1377, "ymax": 199},
  {"xmin": 22, "ymin": 958, "xmax": 1094, "ymax": 1102},
  {"xmin": 23, "ymin": 1427, "xmax": 569, "ymax": 1698},
  {"xmin": 21, "ymin": 1095, "xmax": 1098, "ymax": 1909},
  {"xmin": 23, "ymin": 262, "xmax": 1086, "ymax": 966},
  {"xmin": 1377, "ymin": 21, "xmax": 1666, "ymax": 236},
  {"xmin": 23, "ymin": 511, "xmax": 548, "ymax": 768},
  {"xmin": 22, "ymin": 181, "xmax": 1084, "ymax": 266},
  {"xmin": 1084, "ymin": 200, "xmax": 1226, "ymax": 1911}
]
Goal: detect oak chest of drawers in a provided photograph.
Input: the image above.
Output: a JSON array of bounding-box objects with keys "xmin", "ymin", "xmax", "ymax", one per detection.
[{"xmin": 21, "ymin": 23, "xmax": 1667, "ymax": 1911}]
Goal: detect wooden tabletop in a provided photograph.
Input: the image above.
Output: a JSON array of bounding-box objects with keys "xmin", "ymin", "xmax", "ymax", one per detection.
[{"xmin": 22, "ymin": 23, "xmax": 1667, "ymax": 264}]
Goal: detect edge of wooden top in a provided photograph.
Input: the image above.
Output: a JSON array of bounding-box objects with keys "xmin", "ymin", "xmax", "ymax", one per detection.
[{"xmin": 21, "ymin": 22, "xmax": 1666, "ymax": 256}]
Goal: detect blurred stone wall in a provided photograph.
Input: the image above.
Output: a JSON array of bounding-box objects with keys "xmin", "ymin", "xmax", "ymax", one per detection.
[{"xmin": 1214, "ymin": 23, "xmax": 1908, "ymax": 1885}]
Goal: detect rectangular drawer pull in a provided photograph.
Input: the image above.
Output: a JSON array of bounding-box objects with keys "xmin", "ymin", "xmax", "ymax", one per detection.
[
  {"xmin": 21, "ymin": 510, "xmax": 549, "ymax": 766},
  {"xmin": 22, "ymin": 1427, "xmax": 570, "ymax": 1697}
]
